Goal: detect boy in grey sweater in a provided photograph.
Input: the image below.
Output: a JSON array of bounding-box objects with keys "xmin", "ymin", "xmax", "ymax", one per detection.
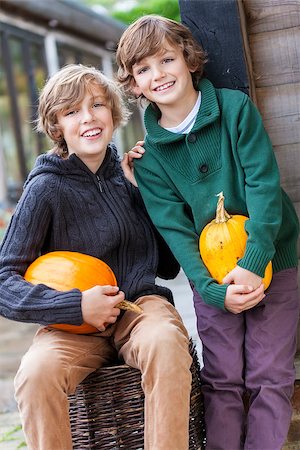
[{"xmin": 0, "ymin": 64, "xmax": 192, "ymax": 450}]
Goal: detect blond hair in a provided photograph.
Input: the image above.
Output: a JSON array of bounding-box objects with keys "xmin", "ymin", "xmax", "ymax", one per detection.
[
  {"xmin": 116, "ymin": 15, "xmax": 207, "ymax": 99},
  {"xmin": 37, "ymin": 64, "xmax": 130, "ymax": 156}
]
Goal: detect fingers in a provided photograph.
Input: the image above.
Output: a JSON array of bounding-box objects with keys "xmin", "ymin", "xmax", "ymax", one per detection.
[
  {"xmin": 121, "ymin": 153, "xmax": 130, "ymax": 166},
  {"xmin": 121, "ymin": 153, "xmax": 133, "ymax": 173},
  {"xmin": 128, "ymin": 145, "xmax": 145, "ymax": 158},
  {"xmin": 225, "ymin": 283, "xmax": 265, "ymax": 314},
  {"xmin": 222, "ymin": 266, "xmax": 262, "ymax": 290},
  {"xmin": 109, "ymin": 290, "xmax": 125, "ymax": 307},
  {"xmin": 121, "ymin": 153, "xmax": 138, "ymax": 187},
  {"xmin": 229, "ymin": 284, "xmax": 254, "ymax": 294},
  {"xmin": 107, "ymin": 314, "xmax": 119, "ymax": 323},
  {"xmin": 98, "ymin": 314, "xmax": 118, "ymax": 332},
  {"xmin": 240, "ymin": 288, "xmax": 265, "ymax": 311},
  {"xmin": 93, "ymin": 294, "xmax": 123, "ymax": 331},
  {"xmin": 222, "ymin": 273, "xmax": 232, "ymax": 284},
  {"xmin": 101, "ymin": 285, "xmax": 120, "ymax": 295},
  {"xmin": 99, "ymin": 305, "xmax": 121, "ymax": 331}
]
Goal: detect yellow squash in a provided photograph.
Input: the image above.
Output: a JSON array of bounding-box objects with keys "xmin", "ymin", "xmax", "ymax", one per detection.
[{"xmin": 199, "ymin": 192, "xmax": 272, "ymax": 289}]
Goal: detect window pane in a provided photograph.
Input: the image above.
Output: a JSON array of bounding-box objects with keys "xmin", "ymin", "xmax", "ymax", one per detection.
[
  {"xmin": 9, "ymin": 37, "xmax": 38, "ymax": 176},
  {"xmin": 30, "ymin": 43, "xmax": 47, "ymax": 91},
  {"xmin": 58, "ymin": 44, "xmax": 80, "ymax": 66},
  {"xmin": 0, "ymin": 34, "xmax": 23, "ymax": 202},
  {"xmin": 81, "ymin": 53, "xmax": 102, "ymax": 69},
  {"xmin": 30, "ymin": 42, "xmax": 49, "ymax": 155},
  {"xmin": 111, "ymin": 62, "xmax": 144, "ymax": 152},
  {"xmin": 57, "ymin": 42, "xmax": 102, "ymax": 69},
  {"xmin": 119, "ymin": 108, "xmax": 144, "ymax": 153}
]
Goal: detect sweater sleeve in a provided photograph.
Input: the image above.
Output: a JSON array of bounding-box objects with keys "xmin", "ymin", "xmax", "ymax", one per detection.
[
  {"xmin": 236, "ymin": 97, "xmax": 282, "ymax": 275},
  {"xmin": 0, "ymin": 179, "xmax": 83, "ymax": 325},
  {"xmin": 135, "ymin": 160, "xmax": 228, "ymax": 309}
]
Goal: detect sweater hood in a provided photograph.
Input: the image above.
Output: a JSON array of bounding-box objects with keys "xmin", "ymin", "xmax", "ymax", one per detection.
[
  {"xmin": 24, "ymin": 143, "xmax": 122, "ymax": 188},
  {"xmin": 144, "ymin": 78, "xmax": 220, "ymax": 146}
]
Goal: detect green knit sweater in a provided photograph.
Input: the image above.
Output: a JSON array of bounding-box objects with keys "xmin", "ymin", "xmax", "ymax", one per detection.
[{"xmin": 135, "ymin": 78, "xmax": 299, "ymax": 309}]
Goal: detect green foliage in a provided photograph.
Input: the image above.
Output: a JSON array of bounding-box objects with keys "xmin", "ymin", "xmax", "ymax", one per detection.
[
  {"xmin": 0, "ymin": 424, "xmax": 26, "ymax": 447},
  {"xmin": 77, "ymin": 0, "xmax": 180, "ymax": 23},
  {"xmin": 79, "ymin": 0, "xmax": 113, "ymax": 8},
  {"xmin": 112, "ymin": 0, "xmax": 180, "ymax": 24}
]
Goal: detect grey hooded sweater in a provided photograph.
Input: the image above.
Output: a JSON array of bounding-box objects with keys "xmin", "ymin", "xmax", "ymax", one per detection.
[{"xmin": 0, "ymin": 144, "xmax": 179, "ymax": 327}]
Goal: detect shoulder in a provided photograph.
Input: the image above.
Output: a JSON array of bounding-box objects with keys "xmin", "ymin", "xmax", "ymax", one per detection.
[
  {"xmin": 215, "ymin": 87, "xmax": 258, "ymax": 128},
  {"xmin": 24, "ymin": 170, "xmax": 60, "ymax": 193},
  {"xmin": 198, "ymin": 78, "xmax": 248, "ymax": 108},
  {"xmin": 11, "ymin": 173, "xmax": 55, "ymax": 222},
  {"xmin": 216, "ymin": 86, "xmax": 249, "ymax": 110},
  {"xmin": 21, "ymin": 168, "xmax": 62, "ymax": 211}
]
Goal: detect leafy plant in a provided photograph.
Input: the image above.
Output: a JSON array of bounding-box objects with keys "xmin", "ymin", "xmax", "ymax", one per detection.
[
  {"xmin": 77, "ymin": 0, "xmax": 180, "ymax": 23},
  {"xmin": 0, "ymin": 424, "xmax": 27, "ymax": 448}
]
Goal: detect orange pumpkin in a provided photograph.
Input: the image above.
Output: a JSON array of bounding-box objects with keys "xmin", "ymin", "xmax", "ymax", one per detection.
[
  {"xmin": 199, "ymin": 192, "xmax": 272, "ymax": 290},
  {"xmin": 24, "ymin": 251, "xmax": 117, "ymax": 334}
]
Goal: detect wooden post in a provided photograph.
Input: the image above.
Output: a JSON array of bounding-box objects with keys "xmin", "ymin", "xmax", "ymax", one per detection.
[{"xmin": 179, "ymin": 0, "xmax": 252, "ymax": 95}]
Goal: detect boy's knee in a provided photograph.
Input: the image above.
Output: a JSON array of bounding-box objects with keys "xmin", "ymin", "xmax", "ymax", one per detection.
[
  {"xmin": 14, "ymin": 349, "xmax": 63, "ymax": 395},
  {"xmin": 139, "ymin": 322, "xmax": 190, "ymax": 361}
]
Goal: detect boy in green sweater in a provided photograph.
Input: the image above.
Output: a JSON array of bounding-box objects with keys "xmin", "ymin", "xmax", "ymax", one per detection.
[{"xmin": 117, "ymin": 15, "xmax": 300, "ymax": 450}]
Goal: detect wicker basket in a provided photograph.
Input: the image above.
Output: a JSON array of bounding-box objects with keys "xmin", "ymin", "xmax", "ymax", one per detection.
[{"xmin": 69, "ymin": 340, "xmax": 206, "ymax": 449}]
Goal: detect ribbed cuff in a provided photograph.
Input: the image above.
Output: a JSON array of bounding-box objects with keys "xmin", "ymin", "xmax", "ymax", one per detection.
[
  {"xmin": 50, "ymin": 289, "xmax": 83, "ymax": 325},
  {"xmin": 272, "ymin": 244, "xmax": 299, "ymax": 273},
  {"xmin": 201, "ymin": 282, "xmax": 228, "ymax": 310},
  {"xmin": 237, "ymin": 245, "xmax": 271, "ymax": 277}
]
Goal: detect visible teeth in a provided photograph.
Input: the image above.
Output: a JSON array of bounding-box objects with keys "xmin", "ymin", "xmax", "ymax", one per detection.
[
  {"xmin": 155, "ymin": 82, "xmax": 174, "ymax": 92},
  {"xmin": 83, "ymin": 128, "xmax": 101, "ymax": 137}
]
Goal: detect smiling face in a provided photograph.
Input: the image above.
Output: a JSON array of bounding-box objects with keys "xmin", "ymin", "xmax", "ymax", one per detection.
[
  {"xmin": 55, "ymin": 85, "xmax": 114, "ymax": 172},
  {"xmin": 132, "ymin": 41, "xmax": 197, "ymax": 122}
]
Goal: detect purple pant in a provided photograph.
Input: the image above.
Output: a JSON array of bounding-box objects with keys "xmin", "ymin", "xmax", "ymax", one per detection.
[{"xmin": 193, "ymin": 268, "xmax": 300, "ymax": 450}]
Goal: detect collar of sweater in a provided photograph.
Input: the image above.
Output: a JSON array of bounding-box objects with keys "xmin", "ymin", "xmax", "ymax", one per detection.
[
  {"xmin": 25, "ymin": 143, "xmax": 122, "ymax": 188},
  {"xmin": 144, "ymin": 78, "xmax": 220, "ymax": 145}
]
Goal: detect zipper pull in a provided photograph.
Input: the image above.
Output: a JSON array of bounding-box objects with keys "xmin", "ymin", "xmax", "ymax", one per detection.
[{"xmin": 96, "ymin": 175, "xmax": 103, "ymax": 192}]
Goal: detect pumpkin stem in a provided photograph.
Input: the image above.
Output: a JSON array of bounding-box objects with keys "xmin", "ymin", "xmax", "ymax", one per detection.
[{"xmin": 215, "ymin": 192, "xmax": 231, "ymax": 223}]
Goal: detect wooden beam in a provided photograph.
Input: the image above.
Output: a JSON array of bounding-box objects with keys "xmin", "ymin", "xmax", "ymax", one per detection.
[
  {"xmin": 249, "ymin": 27, "xmax": 300, "ymax": 87},
  {"xmin": 256, "ymin": 83, "xmax": 300, "ymax": 147},
  {"xmin": 243, "ymin": 0, "xmax": 300, "ymax": 34},
  {"xmin": 0, "ymin": 0, "xmax": 126, "ymax": 48},
  {"xmin": 179, "ymin": 0, "xmax": 251, "ymax": 94}
]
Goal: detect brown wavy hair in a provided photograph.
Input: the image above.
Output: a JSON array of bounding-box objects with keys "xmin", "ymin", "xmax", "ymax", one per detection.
[
  {"xmin": 116, "ymin": 15, "xmax": 208, "ymax": 100},
  {"xmin": 37, "ymin": 64, "xmax": 130, "ymax": 156}
]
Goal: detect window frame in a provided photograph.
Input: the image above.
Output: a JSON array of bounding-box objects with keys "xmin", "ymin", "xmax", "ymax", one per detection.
[{"xmin": 0, "ymin": 22, "xmax": 47, "ymax": 201}]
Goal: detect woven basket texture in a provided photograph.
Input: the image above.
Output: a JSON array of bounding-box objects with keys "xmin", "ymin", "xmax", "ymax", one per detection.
[{"xmin": 69, "ymin": 340, "xmax": 206, "ymax": 449}]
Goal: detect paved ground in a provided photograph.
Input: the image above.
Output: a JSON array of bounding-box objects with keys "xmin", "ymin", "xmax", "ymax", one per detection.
[
  {"xmin": 0, "ymin": 270, "xmax": 200, "ymax": 449},
  {"xmin": 0, "ymin": 319, "xmax": 38, "ymax": 449}
]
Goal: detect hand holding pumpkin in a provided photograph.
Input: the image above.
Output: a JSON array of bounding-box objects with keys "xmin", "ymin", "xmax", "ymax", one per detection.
[
  {"xmin": 222, "ymin": 266, "xmax": 262, "ymax": 290},
  {"xmin": 81, "ymin": 285, "xmax": 123, "ymax": 332}
]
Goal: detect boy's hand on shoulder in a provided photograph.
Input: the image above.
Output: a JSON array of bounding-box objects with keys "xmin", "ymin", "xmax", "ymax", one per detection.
[
  {"xmin": 129, "ymin": 140, "xmax": 145, "ymax": 159},
  {"xmin": 224, "ymin": 283, "xmax": 265, "ymax": 314},
  {"xmin": 81, "ymin": 285, "xmax": 123, "ymax": 331},
  {"xmin": 121, "ymin": 140, "xmax": 145, "ymax": 187}
]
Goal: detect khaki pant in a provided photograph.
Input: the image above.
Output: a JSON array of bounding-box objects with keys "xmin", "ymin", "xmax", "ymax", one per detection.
[{"xmin": 14, "ymin": 295, "xmax": 192, "ymax": 450}]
